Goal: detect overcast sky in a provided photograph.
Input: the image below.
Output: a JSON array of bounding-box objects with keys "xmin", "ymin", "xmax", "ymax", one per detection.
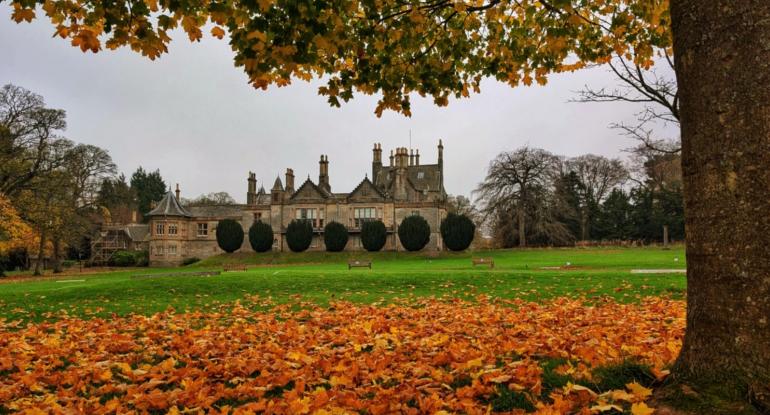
[{"xmin": 1, "ymin": 8, "xmax": 675, "ymax": 203}]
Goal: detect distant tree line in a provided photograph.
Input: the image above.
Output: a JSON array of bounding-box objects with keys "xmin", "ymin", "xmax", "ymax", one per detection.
[{"xmin": 472, "ymin": 145, "xmax": 683, "ymax": 248}]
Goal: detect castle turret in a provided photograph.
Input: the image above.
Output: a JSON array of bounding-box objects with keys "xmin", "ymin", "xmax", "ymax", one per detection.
[{"xmin": 271, "ymin": 176, "xmax": 284, "ymax": 203}]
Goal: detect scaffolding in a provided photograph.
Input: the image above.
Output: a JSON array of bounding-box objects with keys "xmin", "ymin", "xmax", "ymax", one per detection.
[{"xmin": 90, "ymin": 224, "xmax": 130, "ymax": 265}]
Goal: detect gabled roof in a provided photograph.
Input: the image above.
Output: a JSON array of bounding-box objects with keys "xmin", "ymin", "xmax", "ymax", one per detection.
[
  {"xmin": 125, "ymin": 224, "xmax": 150, "ymax": 242},
  {"xmin": 147, "ymin": 191, "xmax": 191, "ymax": 217},
  {"xmin": 290, "ymin": 178, "xmax": 330, "ymax": 200},
  {"xmin": 349, "ymin": 176, "xmax": 387, "ymax": 199}
]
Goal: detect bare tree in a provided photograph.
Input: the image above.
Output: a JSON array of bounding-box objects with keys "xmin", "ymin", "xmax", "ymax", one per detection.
[
  {"xmin": 474, "ymin": 147, "xmax": 560, "ymax": 247},
  {"xmin": 183, "ymin": 191, "xmax": 237, "ymax": 206},
  {"xmin": 0, "ymin": 84, "xmax": 70, "ymax": 196},
  {"xmin": 575, "ymin": 54, "xmax": 680, "ymax": 154},
  {"xmin": 565, "ymin": 154, "xmax": 628, "ymax": 240}
]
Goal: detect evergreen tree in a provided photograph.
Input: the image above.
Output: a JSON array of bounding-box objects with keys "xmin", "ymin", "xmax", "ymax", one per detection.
[
  {"xmin": 130, "ymin": 167, "xmax": 166, "ymax": 221},
  {"xmin": 215, "ymin": 219, "xmax": 244, "ymax": 253},
  {"xmin": 595, "ymin": 189, "xmax": 634, "ymax": 240}
]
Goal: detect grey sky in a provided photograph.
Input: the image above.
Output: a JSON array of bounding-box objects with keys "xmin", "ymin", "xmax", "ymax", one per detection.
[{"xmin": 1, "ymin": 8, "xmax": 676, "ymax": 203}]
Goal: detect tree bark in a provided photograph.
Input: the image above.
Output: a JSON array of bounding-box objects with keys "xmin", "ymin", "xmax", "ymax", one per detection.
[
  {"xmin": 670, "ymin": 0, "xmax": 770, "ymax": 408},
  {"xmin": 52, "ymin": 236, "xmax": 62, "ymax": 273},
  {"xmin": 517, "ymin": 206, "xmax": 526, "ymax": 247},
  {"xmin": 34, "ymin": 227, "xmax": 46, "ymax": 276}
]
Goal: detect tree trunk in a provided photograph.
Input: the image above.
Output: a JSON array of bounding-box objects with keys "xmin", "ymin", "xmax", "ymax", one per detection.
[
  {"xmin": 34, "ymin": 227, "xmax": 46, "ymax": 276},
  {"xmin": 52, "ymin": 236, "xmax": 62, "ymax": 273},
  {"xmin": 517, "ymin": 206, "xmax": 526, "ymax": 247},
  {"xmin": 670, "ymin": 0, "xmax": 770, "ymax": 409},
  {"xmin": 580, "ymin": 207, "xmax": 589, "ymax": 241}
]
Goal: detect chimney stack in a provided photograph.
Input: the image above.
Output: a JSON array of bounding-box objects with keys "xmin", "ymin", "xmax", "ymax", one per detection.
[
  {"xmin": 389, "ymin": 150, "xmax": 394, "ymax": 166},
  {"xmin": 285, "ymin": 168, "xmax": 295, "ymax": 193},
  {"xmin": 409, "ymin": 149, "xmax": 415, "ymax": 166},
  {"xmin": 438, "ymin": 139, "xmax": 444, "ymax": 167},
  {"xmin": 247, "ymin": 172, "xmax": 257, "ymax": 205},
  {"xmin": 175, "ymin": 183, "xmax": 180, "ymax": 201},
  {"xmin": 319, "ymin": 155, "xmax": 330, "ymax": 192},
  {"xmin": 415, "ymin": 149, "xmax": 420, "ymax": 165}
]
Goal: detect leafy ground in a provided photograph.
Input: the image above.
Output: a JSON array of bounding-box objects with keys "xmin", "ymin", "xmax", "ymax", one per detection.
[
  {"xmin": 0, "ymin": 247, "xmax": 686, "ymax": 322},
  {"xmin": 0, "ymin": 247, "xmax": 687, "ymax": 413},
  {"xmin": 1, "ymin": 296, "xmax": 683, "ymax": 414}
]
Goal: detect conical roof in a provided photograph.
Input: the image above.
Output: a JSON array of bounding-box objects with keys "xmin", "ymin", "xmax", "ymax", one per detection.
[
  {"xmin": 147, "ymin": 191, "xmax": 191, "ymax": 217},
  {"xmin": 271, "ymin": 176, "xmax": 284, "ymax": 191}
]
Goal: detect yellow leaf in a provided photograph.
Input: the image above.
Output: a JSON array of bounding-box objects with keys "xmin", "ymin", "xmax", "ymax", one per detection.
[
  {"xmin": 631, "ymin": 402, "xmax": 655, "ymax": 415},
  {"xmin": 626, "ymin": 382, "xmax": 653, "ymax": 400}
]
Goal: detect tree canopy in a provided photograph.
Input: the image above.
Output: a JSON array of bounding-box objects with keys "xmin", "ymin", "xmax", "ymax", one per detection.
[{"xmin": 7, "ymin": 0, "xmax": 671, "ymax": 116}]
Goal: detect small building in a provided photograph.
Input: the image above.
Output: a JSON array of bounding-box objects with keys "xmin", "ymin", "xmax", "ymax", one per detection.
[{"xmin": 146, "ymin": 141, "xmax": 449, "ymax": 266}]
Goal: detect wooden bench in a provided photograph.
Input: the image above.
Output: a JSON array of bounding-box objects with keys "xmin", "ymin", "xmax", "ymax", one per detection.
[
  {"xmin": 348, "ymin": 260, "xmax": 372, "ymax": 270},
  {"xmin": 223, "ymin": 264, "xmax": 248, "ymax": 272},
  {"xmin": 132, "ymin": 271, "xmax": 221, "ymax": 279},
  {"xmin": 472, "ymin": 257, "xmax": 495, "ymax": 268}
]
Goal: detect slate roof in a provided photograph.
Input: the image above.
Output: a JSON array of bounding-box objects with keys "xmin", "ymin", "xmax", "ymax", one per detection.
[
  {"xmin": 350, "ymin": 176, "xmax": 388, "ymax": 199},
  {"xmin": 374, "ymin": 164, "xmax": 444, "ymax": 194},
  {"xmin": 187, "ymin": 205, "xmax": 244, "ymax": 218},
  {"xmin": 147, "ymin": 191, "xmax": 192, "ymax": 217},
  {"xmin": 125, "ymin": 224, "xmax": 150, "ymax": 242},
  {"xmin": 290, "ymin": 178, "xmax": 331, "ymax": 200}
]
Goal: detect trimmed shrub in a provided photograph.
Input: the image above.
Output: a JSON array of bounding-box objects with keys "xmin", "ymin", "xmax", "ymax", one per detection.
[
  {"xmin": 286, "ymin": 220, "xmax": 313, "ymax": 252},
  {"xmin": 440, "ymin": 213, "xmax": 476, "ymax": 251},
  {"xmin": 398, "ymin": 215, "xmax": 431, "ymax": 251},
  {"xmin": 323, "ymin": 221, "xmax": 349, "ymax": 252},
  {"xmin": 216, "ymin": 219, "xmax": 244, "ymax": 253},
  {"xmin": 181, "ymin": 257, "xmax": 201, "ymax": 266},
  {"xmin": 360, "ymin": 220, "xmax": 387, "ymax": 252},
  {"xmin": 109, "ymin": 250, "xmax": 135, "ymax": 267},
  {"xmin": 249, "ymin": 220, "xmax": 274, "ymax": 252}
]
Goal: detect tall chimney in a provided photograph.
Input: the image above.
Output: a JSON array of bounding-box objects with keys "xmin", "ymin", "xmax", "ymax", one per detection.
[
  {"xmin": 247, "ymin": 172, "xmax": 257, "ymax": 205},
  {"xmin": 319, "ymin": 155, "xmax": 330, "ymax": 192},
  {"xmin": 415, "ymin": 149, "xmax": 420, "ymax": 166},
  {"xmin": 389, "ymin": 150, "xmax": 394, "ymax": 166},
  {"xmin": 438, "ymin": 139, "xmax": 444, "ymax": 167},
  {"xmin": 372, "ymin": 143, "xmax": 382, "ymax": 183},
  {"xmin": 285, "ymin": 168, "xmax": 295, "ymax": 193},
  {"xmin": 175, "ymin": 183, "xmax": 180, "ymax": 201},
  {"xmin": 409, "ymin": 149, "xmax": 415, "ymax": 166}
]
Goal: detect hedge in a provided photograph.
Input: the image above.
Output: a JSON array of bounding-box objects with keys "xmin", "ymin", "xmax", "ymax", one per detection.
[
  {"xmin": 398, "ymin": 215, "xmax": 431, "ymax": 251},
  {"xmin": 440, "ymin": 213, "xmax": 476, "ymax": 251},
  {"xmin": 323, "ymin": 221, "xmax": 349, "ymax": 252},
  {"xmin": 360, "ymin": 220, "xmax": 387, "ymax": 252},
  {"xmin": 249, "ymin": 220, "xmax": 274, "ymax": 252},
  {"xmin": 108, "ymin": 250, "xmax": 148, "ymax": 267},
  {"xmin": 286, "ymin": 219, "xmax": 313, "ymax": 252},
  {"xmin": 216, "ymin": 219, "xmax": 244, "ymax": 253}
]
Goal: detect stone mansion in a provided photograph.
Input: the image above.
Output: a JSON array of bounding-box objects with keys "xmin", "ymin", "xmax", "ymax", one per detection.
[{"xmin": 145, "ymin": 141, "xmax": 449, "ymax": 266}]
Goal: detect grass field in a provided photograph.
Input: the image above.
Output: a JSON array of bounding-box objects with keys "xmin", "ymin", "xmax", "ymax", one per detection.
[{"xmin": 0, "ymin": 246, "xmax": 686, "ymax": 322}]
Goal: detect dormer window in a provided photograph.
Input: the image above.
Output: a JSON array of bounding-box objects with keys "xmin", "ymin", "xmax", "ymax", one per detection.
[{"xmin": 417, "ymin": 171, "xmax": 425, "ymax": 179}]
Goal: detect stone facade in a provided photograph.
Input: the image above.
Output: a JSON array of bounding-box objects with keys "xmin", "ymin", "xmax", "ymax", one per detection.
[{"xmin": 146, "ymin": 141, "xmax": 448, "ymax": 266}]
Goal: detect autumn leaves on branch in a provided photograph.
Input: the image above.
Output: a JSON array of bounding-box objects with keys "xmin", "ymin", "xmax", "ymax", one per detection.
[{"xmin": 9, "ymin": 0, "xmax": 672, "ymax": 116}]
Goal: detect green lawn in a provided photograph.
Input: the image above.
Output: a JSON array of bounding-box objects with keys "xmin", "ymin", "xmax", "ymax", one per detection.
[{"xmin": 0, "ymin": 246, "xmax": 686, "ymax": 322}]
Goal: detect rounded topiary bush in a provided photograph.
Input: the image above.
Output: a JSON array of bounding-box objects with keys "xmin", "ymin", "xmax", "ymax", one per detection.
[
  {"xmin": 286, "ymin": 219, "xmax": 313, "ymax": 252},
  {"xmin": 398, "ymin": 215, "xmax": 431, "ymax": 251},
  {"xmin": 360, "ymin": 220, "xmax": 387, "ymax": 252},
  {"xmin": 249, "ymin": 220, "xmax": 274, "ymax": 252},
  {"xmin": 440, "ymin": 213, "xmax": 476, "ymax": 251},
  {"xmin": 216, "ymin": 219, "xmax": 244, "ymax": 253},
  {"xmin": 324, "ymin": 221, "xmax": 349, "ymax": 252}
]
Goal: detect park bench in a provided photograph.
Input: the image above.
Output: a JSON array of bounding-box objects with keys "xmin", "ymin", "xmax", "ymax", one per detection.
[
  {"xmin": 223, "ymin": 264, "xmax": 248, "ymax": 272},
  {"xmin": 348, "ymin": 260, "xmax": 372, "ymax": 270},
  {"xmin": 472, "ymin": 257, "xmax": 495, "ymax": 268},
  {"xmin": 132, "ymin": 271, "xmax": 221, "ymax": 279}
]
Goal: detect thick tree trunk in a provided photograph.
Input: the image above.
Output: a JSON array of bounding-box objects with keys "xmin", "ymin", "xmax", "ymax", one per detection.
[
  {"xmin": 52, "ymin": 236, "xmax": 62, "ymax": 274},
  {"xmin": 671, "ymin": 0, "xmax": 770, "ymax": 408},
  {"xmin": 34, "ymin": 227, "xmax": 46, "ymax": 276},
  {"xmin": 517, "ymin": 207, "xmax": 526, "ymax": 247}
]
